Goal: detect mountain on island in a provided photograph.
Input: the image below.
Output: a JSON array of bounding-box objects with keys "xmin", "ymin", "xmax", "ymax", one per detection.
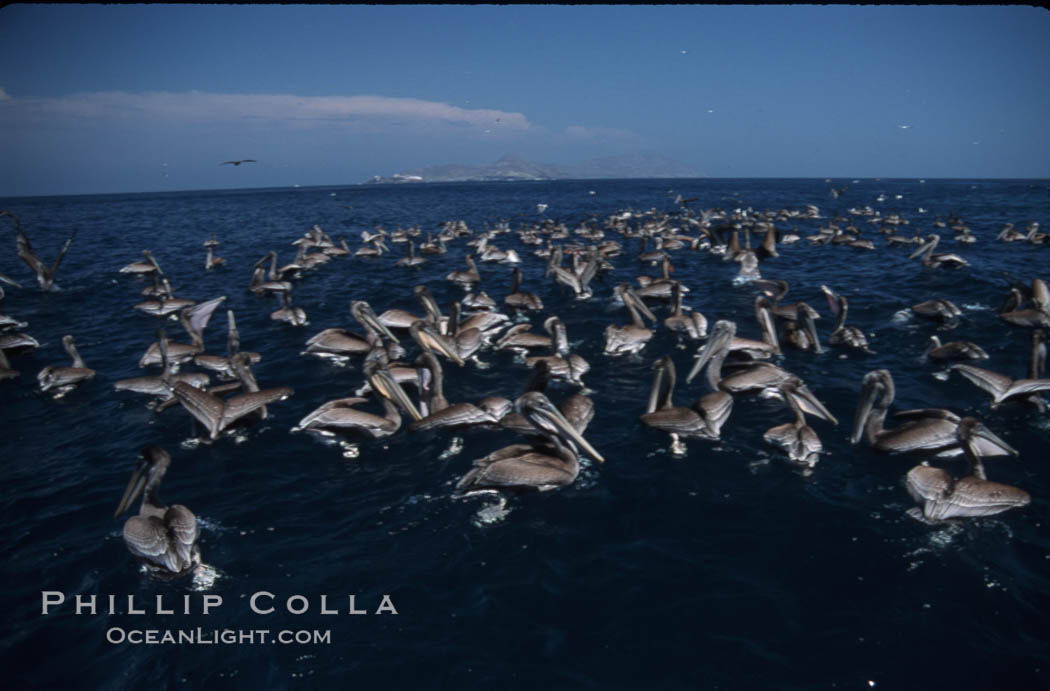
[{"xmin": 366, "ymin": 153, "xmax": 703, "ymax": 184}]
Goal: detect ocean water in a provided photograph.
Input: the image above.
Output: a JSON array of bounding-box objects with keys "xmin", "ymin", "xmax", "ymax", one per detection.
[{"xmin": 1, "ymin": 178, "xmax": 1048, "ymax": 690}]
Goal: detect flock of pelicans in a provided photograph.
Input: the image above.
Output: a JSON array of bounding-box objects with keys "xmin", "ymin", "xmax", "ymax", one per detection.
[{"xmin": 1, "ymin": 195, "xmax": 1048, "ymax": 578}]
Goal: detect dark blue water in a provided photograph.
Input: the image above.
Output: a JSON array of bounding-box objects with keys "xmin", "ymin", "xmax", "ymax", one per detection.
[{"xmin": 1, "ymin": 178, "xmax": 1048, "ymax": 690}]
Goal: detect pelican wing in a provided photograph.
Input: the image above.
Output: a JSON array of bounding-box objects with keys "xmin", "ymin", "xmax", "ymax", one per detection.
[
  {"xmin": 408, "ymin": 403, "xmax": 494, "ymax": 432},
  {"xmin": 171, "ymin": 382, "xmax": 224, "ymax": 439},
  {"xmin": 905, "ymin": 465, "xmax": 952, "ymax": 504},
  {"xmin": 700, "ymin": 391, "xmax": 734, "ymax": 437},
  {"xmin": 1000, "ymin": 378, "xmax": 1050, "ymax": 404},
  {"xmin": 165, "ymin": 505, "xmax": 199, "ymax": 569},
  {"xmin": 457, "ymin": 447, "xmax": 575, "ymax": 491},
  {"xmin": 939, "ymin": 478, "xmax": 1031, "ymax": 518},
  {"xmin": 952, "ymin": 364, "xmax": 1011, "ymax": 399},
  {"xmin": 220, "ymin": 386, "xmax": 293, "ymax": 431},
  {"xmin": 123, "ymin": 516, "xmax": 181, "ymax": 572}
]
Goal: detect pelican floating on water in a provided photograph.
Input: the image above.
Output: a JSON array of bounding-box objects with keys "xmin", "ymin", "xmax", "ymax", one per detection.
[
  {"xmin": 850, "ymin": 369, "xmax": 1015, "ymax": 459},
  {"xmin": 37, "ymin": 334, "xmax": 95, "ymax": 397},
  {"xmin": 604, "ymin": 284, "xmax": 657, "ymax": 356},
  {"xmin": 905, "ymin": 417, "xmax": 1029, "ymax": 522},
  {"xmin": 455, "ymin": 391, "xmax": 604, "ymax": 495},
  {"xmin": 114, "ymin": 446, "xmax": 200, "ymax": 575},
  {"xmin": 820, "ymin": 285, "xmax": 873, "ymax": 354},
  {"xmin": 640, "ymin": 355, "xmax": 733, "ymax": 453}
]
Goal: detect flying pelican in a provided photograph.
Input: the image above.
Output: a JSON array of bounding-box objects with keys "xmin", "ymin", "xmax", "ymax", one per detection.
[
  {"xmin": 114, "ymin": 446, "xmax": 200, "ymax": 575},
  {"xmin": 37, "ymin": 335, "xmax": 95, "ymax": 397},
  {"xmin": 454, "ymin": 391, "xmax": 604, "ymax": 495},
  {"xmin": 3, "ymin": 210, "xmax": 77, "ymax": 291},
  {"xmin": 220, "ymin": 159, "xmax": 257, "ymax": 166},
  {"xmin": 850, "ymin": 369, "xmax": 1016, "ymax": 459},
  {"xmin": 904, "ymin": 417, "xmax": 1030, "ymax": 522}
]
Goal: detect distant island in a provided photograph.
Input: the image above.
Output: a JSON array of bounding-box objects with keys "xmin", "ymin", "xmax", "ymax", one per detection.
[{"xmin": 366, "ymin": 153, "xmax": 704, "ymax": 184}]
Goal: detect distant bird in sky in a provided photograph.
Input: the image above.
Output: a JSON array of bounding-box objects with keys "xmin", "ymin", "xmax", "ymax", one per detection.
[{"xmin": 220, "ymin": 159, "xmax": 257, "ymax": 166}]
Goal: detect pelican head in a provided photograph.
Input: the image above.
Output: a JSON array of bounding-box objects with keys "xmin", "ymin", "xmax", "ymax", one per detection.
[{"xmin": 114, "ymin": 446, "xmax": 171, "ymax": 518}]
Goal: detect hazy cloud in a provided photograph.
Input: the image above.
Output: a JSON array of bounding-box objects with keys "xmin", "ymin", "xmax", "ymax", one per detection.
[
  {"xmin": 563, "ymin": 125, "xmax": 638, "ymax": 140},
  {"xmin": 0, "ymin": 90, "xmax": 531, "ymax": 132}
]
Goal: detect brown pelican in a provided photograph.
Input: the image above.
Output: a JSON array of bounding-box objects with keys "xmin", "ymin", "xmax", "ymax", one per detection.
[
  {"xmin": 115, "ymin": 331, "xmax": 210, "ymax": 404},
  {"xmin": 194, "ymin": 310, "xmax": 262, "ymax": 379},
  {"xmin": 547, "ymin": 249, "xmax": 598, "ymax": 300},
  {"xmin": 911, "ymin": 298, "xmax": 961, "ymax": 324},
  {"xmin": 395, "ymin": 241, "xmax": 426, "ymax": 268},
  {"xmin": 409, "ymin": 320, "xmax": 465, "ymax": 366},
  {"xmin": 3, "ymin": 211, "xmax": 77, "ymax": 291},
  {"xmin": 905, "ymin": 417, "xmax": 1030, "ymax": 522},
  {"xmin": 220, "ymin": 159, "xmax": 256, "ymax": 165},
  {"xmin": 500, "ymin": 359, "xmax": 593, "ymax": 436},
  {"xmin": 526, "ymin": 317, "xmax": 590, "ymax": 385},
  {"xmin": 119, "ymin": 249, "xmax": 162, "ymax": 276},
  {"xmin": 114, "ymin": 446, "xmax": 200, "ymax": 575},
  {"xmin": 755, "ymin": 280, "xmax": 808, "ymax": 322},
  {"xmin": 407, "ymin": 352, "xmax": 510, "ymax": 432},
  {"xmin": 909, "ymin": 234, "xmax": 969, "ymax": 268},
  {"xmin": 663, "ymin": 281, "xmax": 707, "ymax": 340},
  {"xmin": 446, "ymin": 255, "xmax": 480, "ymax": 286},
  {"xmin": 304, "ymin": 301, "xmax": 399, "ymax": 361},
  {"xmin": 998, "ymin": 282, "xmax": 1050, "ymax": 328},
  {"xmin": 355, "ymin": 237, "xmax": 390, "ymax": 257},
  {"xmin": 851, "ymin": 369, "xmax": 1016, "ymax": 459},
  {"xmin": 139, "ymin": 296, "xmax": 226, "ymax": 368},
  {"xmin": 133, "ymin": 278, "xmax": 195, "ymax": 317},
  {"xmin": 455, "ymin": 391, "xmax": 604, "ymax": 495},
  {"xmin": 686, "ymin": 320, "xmax": 836, "ymax": 421},
  {"xmin": 496, "ymin": 322, "xmax": 553, "ymax": 352},
  {"xmin": 249, "ymin": 252, "xmax": 293, "ymax": 295},
  {"xmin": 37, "ymin": 335, "xmax": 95, "ymax": 397},
  {"xmin": 463, "ymin": 291, "xmax": 496, "ymax": 310},
  {"xmin": 820, "ymin": 285, "xmax": 873, "ymax": 354},
  {"xmin": 950, "ymin": 336, "xmax": 1050, "ymax": 409},
  {"xmin": 504, "ymin": 267, "xmax": 543, "ymax": 311},
  {"xmin": 763, "ymin": 379, "xmax": 827, "ymax": 469},
  {"xmin": 781, "ymin": 302, "xmax": 822, "ymax": 353},
  {"xmin": 271, "ymin": 291, "xmax": 308, "ymax": 326},
  {"xmin": 924, "ymin": 335, "xmax": 988, "ymax": 362},
  {"xmin": 640, "ymin": 355, "xmax": 733, "ymax": 454},
  {"xmin": 204, "ymin": 244, "xmax": 224, "ymax": 270},
  {"xmin": 604, "ymin": 284, "xmax": 657, "ymax": 356},
  {"xmin": 635, "ymin": 255, "xmax": 678, "ymax": 299},
  {"xmin": 378, "ymin": 284, "xmax": 444, "ymax": 331},
  {"xmin": 171, "ymin": 353, "xmax": 293, "ymax": 441},
  {"xmin": 291, "ymin": 351, "xmax": 422, "ymax": 438},
  {"xmin": 447, "ymin": 302, "xmax": 483, "ymax": 361}
]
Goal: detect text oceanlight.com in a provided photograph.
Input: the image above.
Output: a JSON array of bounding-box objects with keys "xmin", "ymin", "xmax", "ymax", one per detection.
[{"xmin": 105, "ymin": 628, "xmax": 331, "ymax": 645}]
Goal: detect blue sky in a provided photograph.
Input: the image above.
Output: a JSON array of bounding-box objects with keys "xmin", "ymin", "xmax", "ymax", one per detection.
[{"xmin": 1, "ymin": 4, "xmax": 1048, "ymax": 196}]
